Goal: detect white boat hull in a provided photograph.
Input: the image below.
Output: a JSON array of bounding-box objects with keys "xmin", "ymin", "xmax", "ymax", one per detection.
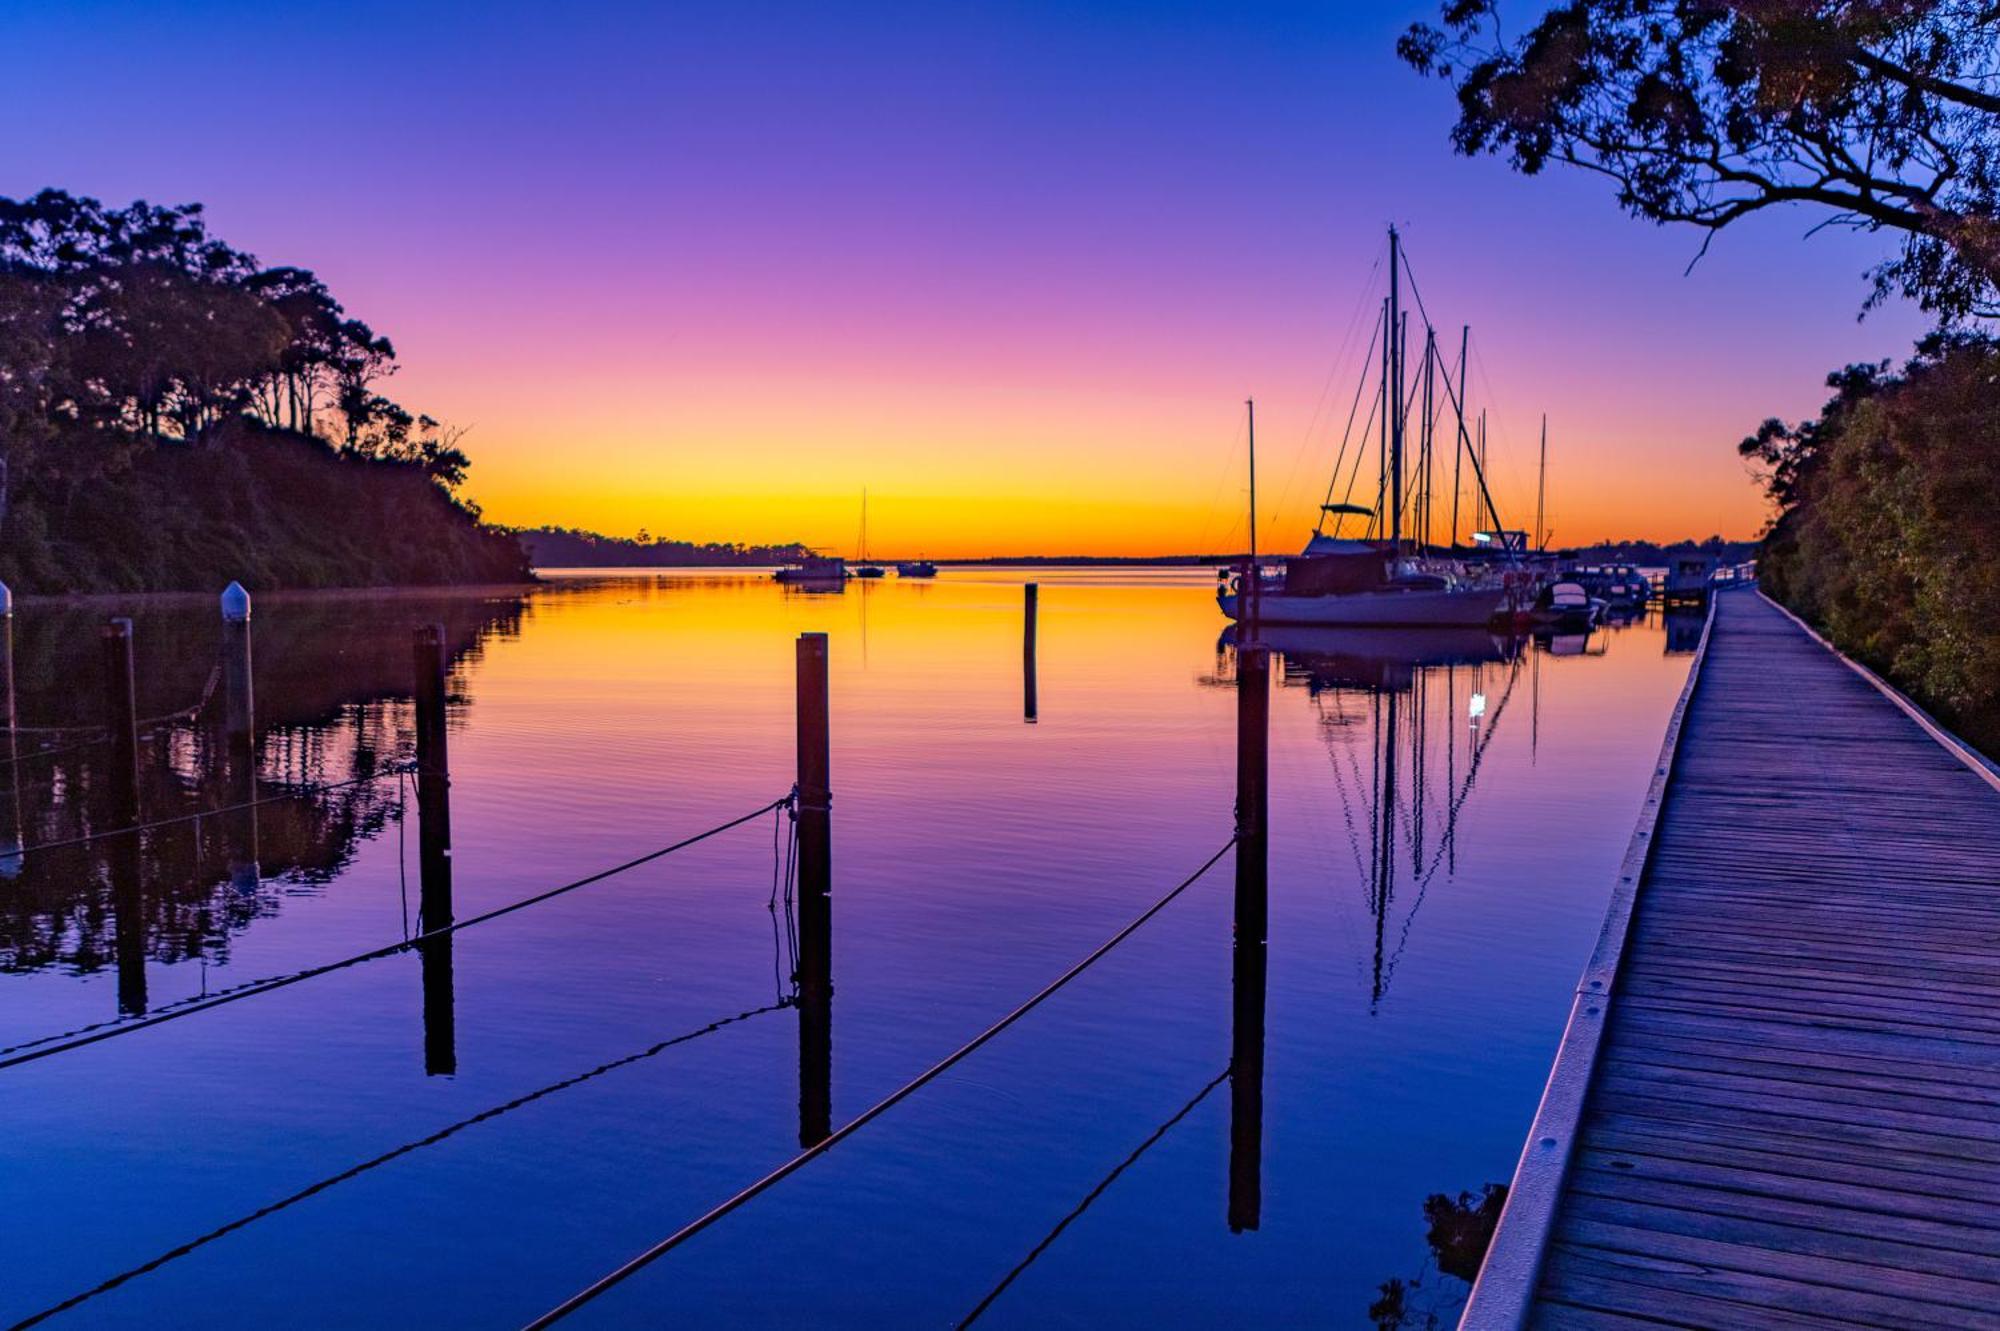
[{"xmin": 1220, "ymin": 587, "xmax": 1505, "ymax": 627}]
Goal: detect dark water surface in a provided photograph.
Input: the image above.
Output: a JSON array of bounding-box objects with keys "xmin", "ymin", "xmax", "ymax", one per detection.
[{"xmin": 0, "ymin": 569, "xmax": 1695, "ymax": 1328}]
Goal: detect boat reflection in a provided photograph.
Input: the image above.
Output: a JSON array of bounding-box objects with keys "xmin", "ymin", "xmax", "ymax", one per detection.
[{"xmin": 1247, "ymin": 623, "xmax": 1527, "ymax": 1010}]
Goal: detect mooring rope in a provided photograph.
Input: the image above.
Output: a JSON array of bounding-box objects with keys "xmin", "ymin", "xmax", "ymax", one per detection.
[
  {"xmin": 956, "ymin": 1064, "xmax": 1232, "ymax": 1327},
  {"xmin": 522, "ymin": 833, "xmax": 1239, "ymax": 1330},
  {"xmin": 0, "ymin": 794, "xmax": 794, "ymax": 1073},
  {"xmin": 8, "ymin": 1000, "xmax": 790, "ymax": 1331}
]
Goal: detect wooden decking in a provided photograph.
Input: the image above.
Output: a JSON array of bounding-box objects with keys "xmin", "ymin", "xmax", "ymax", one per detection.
[{"xmin": 1497, "ymin": 591, "xmax": 2000, "ymax": 1329}]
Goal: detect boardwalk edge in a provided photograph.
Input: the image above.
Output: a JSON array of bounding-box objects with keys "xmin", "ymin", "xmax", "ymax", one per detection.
[
  {"xmin": 1457, "ymin": 593, "xmax": 1720, "ymax": 1331},
  {"xmin": 1758, "ymin": 589, "xmax": 2000, "ymax": 794}
]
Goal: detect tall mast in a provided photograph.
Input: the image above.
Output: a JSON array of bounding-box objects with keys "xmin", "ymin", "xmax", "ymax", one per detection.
[
  {"xmin": 1247, "ymin": 397, "xmax": 1258, "ymax": 567},
  {"xmin": 1452, "ymin": 325, "xmax": 1467, "ymax": 550},
  {"xmin": 1387, "ymin": 226, "xmax": 1403, "ymax": 551},
  {"xmin": 1376, "ymin": 298, "xmax": 1389, "ymax": 541},
  {"xmin": 1421, "ymin": 330, "xmax": 1436, "ymax": 550},
  {"xmin": 1536, "ymin": 415, "xmax": 1548, "ymax": 553}
]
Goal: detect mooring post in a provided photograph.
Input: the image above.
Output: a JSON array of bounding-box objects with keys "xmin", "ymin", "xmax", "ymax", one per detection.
[
  {"xmin": 1229, "ymin": 642, "xmax": 1270, "ymax": 1233},
  {"xmin": 102, "ymin": 617, "xmax": 141, "ymax": 827},
  {"xmin": 221, "ymin": 582, "xmax": 259, "ymax": 893},
  {"xmin": 795, "ymin": 631, "xmax": 833, "ymax": 1146},
  {"xmin": 100, "ymin": 616, "xmax": 147, "ymax": 1013},
  {"xmin": 1023, "ymin": 582, "xmax": 1039, "ymax": 723},
  {"xmin": 412, "ymin": 623, "xmax": 456, "ymax": 1075},
  {"xmin": 0, "ymin": 580, "xmax": 21, "ymax": 878}
]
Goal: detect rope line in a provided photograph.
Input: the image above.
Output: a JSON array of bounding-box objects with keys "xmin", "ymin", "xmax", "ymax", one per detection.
[
  {"xmin": 8, "ymin": 1000, "xmax": 789, "ymax": 1331},
  {"xmin": 521, "ymin": 834, "xmax": 1239, "ymax": 1330},
  {"xmin": 0, "ymin": 794, "xmax": 792, "ymax": 1073},
  {"xmin": 956, "ymin": 1065, "xmax": 1231, "ymax": 1327}
]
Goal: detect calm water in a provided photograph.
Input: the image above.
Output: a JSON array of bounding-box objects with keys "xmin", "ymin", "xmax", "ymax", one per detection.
[{"xmin": 0, "ymin": 569, "xmax": 1696, "ymax": 1328}]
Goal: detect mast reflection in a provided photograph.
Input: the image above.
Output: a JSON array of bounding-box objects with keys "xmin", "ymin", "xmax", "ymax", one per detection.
[{"xmin": 1248, "ymin": 624, "xmax": 1526, "ymax": 1010}]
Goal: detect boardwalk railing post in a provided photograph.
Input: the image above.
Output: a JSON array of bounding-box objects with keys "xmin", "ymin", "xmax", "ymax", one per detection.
[
  {"xmin": 1230, "ymin": 642, "xmax": 1270, "ymax": 1232},
  {"xmin": 412, "ymin": 623, "xmax": 456, "ymax": 1076},
  {"xmin": 795, "ymin": 631, "xmax": 833, "ymax": 1147},
  {"xmin": 221, "ymin": 583, "xmax": 260, "ymax": 894},
  {"xmin": 1023, "ymin": 582, "xmax": 1039, "ymax": 723},
  {"xmin": 102, "ymin": 616, "xmax": 146, "ymax": 1014}
]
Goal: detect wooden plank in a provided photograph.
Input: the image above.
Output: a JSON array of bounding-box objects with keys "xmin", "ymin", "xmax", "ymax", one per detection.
[{"xmin": 1538, "ymin": 1248, "xmax": 1877, "ymax": 1330}]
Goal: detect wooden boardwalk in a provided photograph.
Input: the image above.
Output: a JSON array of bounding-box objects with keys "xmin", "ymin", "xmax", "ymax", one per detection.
[{"xmin": 1476, "ymin": 591, "xmax": 2000, "ymax": 1329}]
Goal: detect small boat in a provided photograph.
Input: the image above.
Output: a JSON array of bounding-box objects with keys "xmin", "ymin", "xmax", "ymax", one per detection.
[
  {"xmin": 1664, "ymin": 555, "xmax": 1716, "ymax": 604},
  {"xmin": 775, "ymin": 555, "xmax": 847, "ymax": 585},
  {"xmin": 896, "ymin": 560, "xmax": 937, "ymax": 578},
  {"xmin": 1531, "ymin": 580, "xmax": 1600, "ymax": 630}
]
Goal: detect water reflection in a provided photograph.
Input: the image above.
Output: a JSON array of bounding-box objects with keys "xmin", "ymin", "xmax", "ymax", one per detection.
[
  {"xmin": 0, "ymin": 593, "xmax": 524, "ymax": 1007},
  {"xmin": 1251, "ymin": 624, "xmax": 1525, "ymax": 1010},
  {"xmin": 1368, "ymin": 1184, "xmax": 1508, "ymax": 1330}
]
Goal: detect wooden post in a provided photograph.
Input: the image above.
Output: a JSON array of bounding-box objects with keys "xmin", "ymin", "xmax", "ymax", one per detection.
[
  {"xmin": 221, "ymin": 583, "xmax": 259, "ymax": 893},
  {"xmin": 413, "ymin": 624, "xmax": 456, "ymax": 1076},
  {"xmin": 101, "ymin": 617, "xmax": 141, "ymax": 827},
  {"xmin": 101, "ymin": 617, "xmax": 146, "ymax": 1014},
  {"xmin": 0, "ymin": 580, "xmax": 20, "ymax": 877},
  {"xmin": 1229, "ymin": 643, "xmax": 1270, "ymax": 1232},
  {"xmin": 795, "ymin": 632, "xmax": 832, "ymax": 1147},
  {"xmin": 1023, "ymin": 583, "xmax": 1039, "ymax": 723}
]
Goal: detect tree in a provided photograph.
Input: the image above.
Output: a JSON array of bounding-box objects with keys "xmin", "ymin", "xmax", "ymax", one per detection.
[{"xmin": 1399, "ymin": 2, "xmax": 2000, "ymax": 321}]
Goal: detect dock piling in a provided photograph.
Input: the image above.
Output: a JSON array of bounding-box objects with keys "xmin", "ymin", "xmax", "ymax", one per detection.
[
  {"xmin": 412, "ymin": 624, "xmax": 456, "ymax": 1076},
  {"xmin": 1023, "ymin": 583, "xmax": 1038, "ymax": 723},
  {"xmin": 101, "ymin": 617, "xmax": 146, "ymax": 1013},
  {"xmin": 1229, "ymin": 643, "xmax": 1269, "ymax": 1232},
  {"xmin": 221, "ymin": 584, "xmax": 259, "ymax": 893},
  {"xmin": 795, "ymin": 632, "xmax": 833, "ymax": 1146}
]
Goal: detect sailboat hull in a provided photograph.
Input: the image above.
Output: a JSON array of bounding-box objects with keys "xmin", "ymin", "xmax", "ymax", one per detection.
[{"xmin": 1219, "ymin": 587, "xmax": 1504, "ymax": 627}]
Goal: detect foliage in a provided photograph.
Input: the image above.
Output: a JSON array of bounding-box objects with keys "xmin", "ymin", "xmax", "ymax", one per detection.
[
  {"xmin": 513, "ymin": 526, "xmax": 814, "ymax": 567},
  {"xmin": 0, "ymin": 189, "xmax": 526, "ymax": 590},
  {"xmin": 1744, "ymin": 332, "xmax": 2000, "ymax": 752},
  {"xmin": 1400, "ymin": 2, "xmax": 2000, "ymax": 321}
]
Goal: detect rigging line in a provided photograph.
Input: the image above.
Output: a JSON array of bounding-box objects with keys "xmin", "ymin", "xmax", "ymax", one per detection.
[
  {"xmin": 17, "ymin": 767, "xmax": 410, "ymax": 859},
  {"xmin": 1332, "ymin": 386, "xmax": 1381, "ymax": 529},
  {"xmin": 397, "ymin": 768, "xmax": 411, "ymax": 942},
  {"xmin": 521, "ymin": 834, "xmax": 1241, "ymax": 1331},
  {"xmin": 1316, "ymin": 314, "xmax": 1384, "ymax": 533},
  {"xmin": 955, "ymin": 1065, "xmax": 1232, "ymax": 1328},
  {"xmin": 1191, "ymin": 408, "xmax": 1250, "ymax": 558},
  {"xmin": 9, "ymin": 1001, "xmax": 790, "ymax": 1331},
  {"xmin": 1270, "ymin": 254, "xmax": 1384, "ymax": 550},
  {"xmin": 0, "ymin": 794, "xmax": 793, "ymax": 1074}
]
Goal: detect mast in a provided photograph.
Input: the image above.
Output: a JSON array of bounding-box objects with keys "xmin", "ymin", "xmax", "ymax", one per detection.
[
  {"xmin": 1376, "ymin": 298, "xmax": 1389, "ymax": 541},
  {"xmin": 1536, "ymin": 414, "xmax": 1548, "ymax": 553},
  {"xmin": 1246, "ymin": 396, "xmax": 1259, "ymax": 632},
  {"xmin": 1387, "ymin": 226, "xmax": 1403, "ymax": 551},
  {"xmin": 1452, "ymin": 326, "xmax": 1467, "ymax": 550},
  {"xmin": 1421, "ymin": 330, "xmax": 1436, "ymax": 551}
]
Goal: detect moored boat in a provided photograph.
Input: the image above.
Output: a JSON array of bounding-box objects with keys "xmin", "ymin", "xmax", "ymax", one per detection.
[
  {"xmin": 896, "ymin": 560, "xmax": 937, "ymax": 578},
  {"xmin": 775, "ymin": 555, "xmax": 847, "ymax": 585}
]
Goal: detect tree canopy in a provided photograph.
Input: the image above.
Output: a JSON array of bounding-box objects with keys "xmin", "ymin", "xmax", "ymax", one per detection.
[{"xmin": 1400, "ymin": 2, "xmax": 2000, "ymax": 321}]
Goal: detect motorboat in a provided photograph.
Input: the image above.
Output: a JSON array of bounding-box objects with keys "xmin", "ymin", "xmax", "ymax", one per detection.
[{"xmin": 896, "ymin": 560, "xmax": 937, "ymax": 578}]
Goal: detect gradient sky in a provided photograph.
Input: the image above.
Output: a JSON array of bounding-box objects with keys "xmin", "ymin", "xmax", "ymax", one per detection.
[{"xmin": 3, "ymin": 1, "xmax": 1932, "ymax": 556}]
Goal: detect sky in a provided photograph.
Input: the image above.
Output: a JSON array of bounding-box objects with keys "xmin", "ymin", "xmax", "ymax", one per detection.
[{"xmin": 1, "ymin": 1, "xmax": 1933, "ymax": 556}]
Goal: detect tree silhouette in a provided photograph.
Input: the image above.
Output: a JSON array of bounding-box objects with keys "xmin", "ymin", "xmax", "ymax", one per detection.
[{"xmin": 1400, "ymin": 2, "xmax": 2000, "ymax": 321}]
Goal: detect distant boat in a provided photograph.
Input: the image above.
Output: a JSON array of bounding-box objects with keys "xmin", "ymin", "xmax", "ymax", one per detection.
[
  {"xmin": 896, "ymin": 560, "xmax": 937, "ymax": 578},
  {"xmin": 852, "ymin": 489, "xmax": 885, "ymax": 578},
  {"xmin": 775, "ymin": 554, "xmax": 847, "ymax": 585},
  {"xmin": 1531, "ymin": 579, "xmax": 1600, "ymax": 630}
]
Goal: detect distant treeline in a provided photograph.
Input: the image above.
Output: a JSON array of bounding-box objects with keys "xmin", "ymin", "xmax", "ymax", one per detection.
[
  {"xmin": 0, "ymin": 190, "xmax": 528, "ymax": 592},
  {"xmin": 1745, "ymin": 333, "xmax": 2000, "ymax": 757},
  {"xmin": 1557, "ymin": 537, "xmax": 1758, "ymax": 567},
  {"xmin": 515, "ymin": 527, "xmax": 815, "ymax": 567}
]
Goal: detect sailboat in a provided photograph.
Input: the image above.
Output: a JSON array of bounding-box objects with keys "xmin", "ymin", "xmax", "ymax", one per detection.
[
  {"xmin": 852, "ymin": 489, "xmax": 885, "ymax": 578},
  {"xmin": 1219, "ymin": 228, "xmax": 1517, "ymax": 629}
]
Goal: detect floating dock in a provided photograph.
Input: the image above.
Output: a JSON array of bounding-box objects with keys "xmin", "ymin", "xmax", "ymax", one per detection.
[{"xmin": 1467, "ymin": 590, "xmax": 2000, "ymax": 1329}]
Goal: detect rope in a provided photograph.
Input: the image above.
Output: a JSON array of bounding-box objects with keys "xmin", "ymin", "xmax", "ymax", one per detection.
[
  {"xmin": 956, "ymin": 1066, "xmax": 1231, "ymax": 1327},
  {"xmin": 8, "ymin": 1000, "xmax": 789, "ymax": 1331},
  {"xmin": 0, "ymin": 794, "xmax": 793, "ymax": 1073},
  {"xmin": 16, "ymin": 767, "xmax": 411, "ymax": 859},
  {"xmin": 522, "ymin": 834, "xmax": 1239, "ymax": 1330}
]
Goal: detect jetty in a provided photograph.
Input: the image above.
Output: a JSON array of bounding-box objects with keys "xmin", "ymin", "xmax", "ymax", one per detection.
[{"xmin": 1467, "ymin": 590, "xmax": 2000, "ymax": 1329}]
